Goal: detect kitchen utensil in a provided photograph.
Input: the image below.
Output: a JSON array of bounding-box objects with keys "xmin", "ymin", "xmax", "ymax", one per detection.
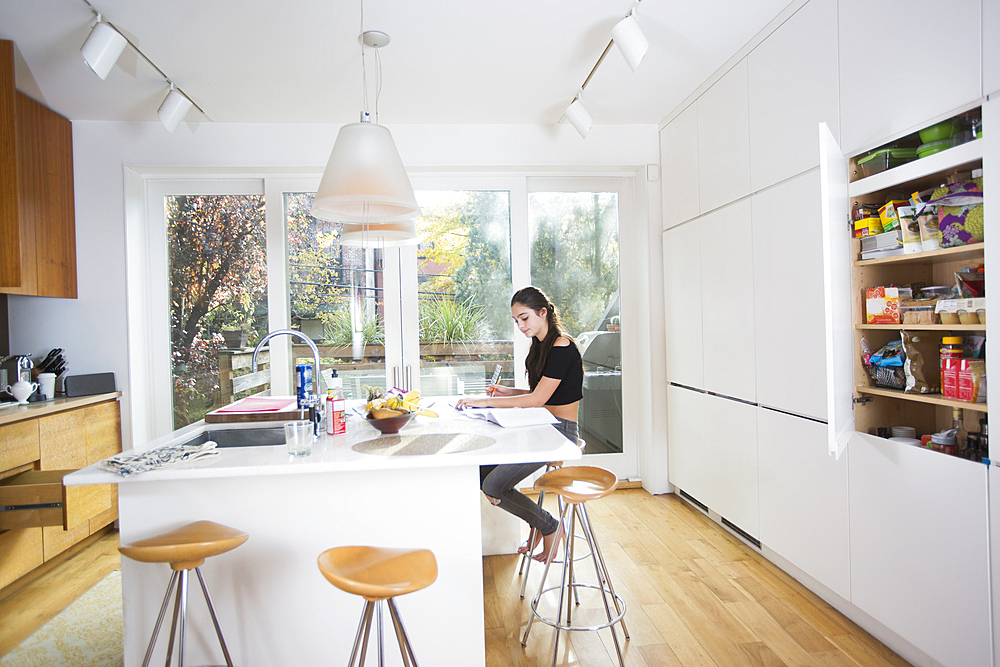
[
  {"xmin": 37, "ymin": 372, "xmax": 56, "ymax": 399},
  {"xmin": 284, "ymin": 420, "xmax": 314, "ymax": 457}
]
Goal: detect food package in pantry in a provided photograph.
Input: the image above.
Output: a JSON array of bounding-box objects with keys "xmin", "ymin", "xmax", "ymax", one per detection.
[
  {"xmin": 854, "ymin": 217, "xmax": 882, "ymax": 238},
  {"xmin": 958, "ymin": 359, "xmax": 986, "ymax": 403},
  {"xmin": 866, "ymin": 286, "xmax": 900, "ymax": 324},
  {"xmin": 878, "ymin": 200, "xmax": 908, "ymax": 232},
  {"xmin": 898, "ymin": 206, "xmax": 923, "ymax": 253},
  {"xmin": 928, "ymin": 179, "xmax": 984, "ymax": 247}
]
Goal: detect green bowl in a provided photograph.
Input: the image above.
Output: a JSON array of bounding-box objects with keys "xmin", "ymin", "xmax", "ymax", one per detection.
[
  {"xmin": 919, "ymin": 120, "xmax": 954, "ymax": 143},
  {"xmin": 917, "ymin": 139, "xmax": 952, "ymax": 159}
]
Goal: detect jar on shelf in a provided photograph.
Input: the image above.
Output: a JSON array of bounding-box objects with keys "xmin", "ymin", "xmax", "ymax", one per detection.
[{"xmin": 940, "ymin": 336, "xmax": 963, "ymax": 399}]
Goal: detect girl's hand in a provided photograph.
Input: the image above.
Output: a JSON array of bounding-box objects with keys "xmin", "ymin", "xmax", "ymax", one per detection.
[
  {"xmin": 488, "ymin": 384, "xmax": 516, "ymax": 397},
  {"xmin": 455, "ymin": 397, "xmax": 488, "ymax": 410}
]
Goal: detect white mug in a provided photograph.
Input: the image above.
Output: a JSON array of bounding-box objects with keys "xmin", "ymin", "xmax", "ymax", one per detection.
[
  {"xmin": 37, "ymin": 372, "xmax": 56, "ymax": 400},
  {"xmin": 6, "ymin": 381, "xmax": 38, "ymax": 405}
]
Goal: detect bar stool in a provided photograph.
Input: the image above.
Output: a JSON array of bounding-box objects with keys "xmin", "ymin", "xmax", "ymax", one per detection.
[
  {"xmin": 318, "ymin": 546, "xmax": 437, "ymax": 666},
  {"xmin": 522, "ymin": 466, "xmax": 629, "ymax": 667},
  {"xmin": 118, "ymin": 520, "xmax": 249, "ymax": 667},
  {"xmin": 517, "ymin": 438, "xmax": 587, "ymax": 599}
]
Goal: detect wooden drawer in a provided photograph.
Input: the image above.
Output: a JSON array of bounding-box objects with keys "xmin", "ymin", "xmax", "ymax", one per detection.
[
  {"xmin": 0, "ymin": 527, "xmax": 43, "ymax": 589},
  {"xmin": 0, "ymin": 469, "xmax": 109, "ymax": 531},
  {"xmin": 85, "ymin": 401, "xmax": 121, "ymax": 463},
  {"xmin": 38, "ymin": 409, "xmax": 87, "ymax": 470},
  {"xmin": 0, "ymin": 419, "xmax": 40, "ymax": 470}
]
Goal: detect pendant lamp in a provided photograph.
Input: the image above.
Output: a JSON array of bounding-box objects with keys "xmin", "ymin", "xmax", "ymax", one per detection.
[
  {"xmin": 339, "ymin": 220, "xmax": 419, "ymax": 247},
  {"xmin": 310, "ymin": 31, "xmax": 420, "ymax": 224}
]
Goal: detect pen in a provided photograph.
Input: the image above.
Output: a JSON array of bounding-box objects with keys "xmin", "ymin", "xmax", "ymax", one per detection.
[{"xmin": 488, "ymin": 364, "xmax": 502, "ymax": 397}]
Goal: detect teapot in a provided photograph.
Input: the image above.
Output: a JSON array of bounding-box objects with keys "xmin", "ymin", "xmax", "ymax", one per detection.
[{"xmin": 5, "ymin": 380, "xmax": 38, "ymax": 405}]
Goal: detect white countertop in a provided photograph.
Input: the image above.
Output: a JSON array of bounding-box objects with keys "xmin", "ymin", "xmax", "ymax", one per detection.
[{"xmin": 65, "ymin": 400, "xmax": 582, "ymax": 485}]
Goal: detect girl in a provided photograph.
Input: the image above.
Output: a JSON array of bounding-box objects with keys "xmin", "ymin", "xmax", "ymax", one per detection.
[{"xmin": 455, "ymin": 286, "xmax": 583, "ymax": 562}]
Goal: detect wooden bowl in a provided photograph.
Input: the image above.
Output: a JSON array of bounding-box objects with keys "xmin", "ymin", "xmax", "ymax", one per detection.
[{"xmin": 364, "ymin": 411, "xmax": 416, "ymax": 434}]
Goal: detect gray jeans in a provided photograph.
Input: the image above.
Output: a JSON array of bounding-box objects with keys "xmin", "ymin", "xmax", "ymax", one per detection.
[{"xmin": 479, "ymin": 418, "xmax": 579, "ymax": 536}]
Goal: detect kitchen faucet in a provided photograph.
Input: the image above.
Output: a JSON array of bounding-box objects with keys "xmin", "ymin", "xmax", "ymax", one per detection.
[{"xmin": 252, "ymin": 330, "xmax": 323, "ymax": 434}]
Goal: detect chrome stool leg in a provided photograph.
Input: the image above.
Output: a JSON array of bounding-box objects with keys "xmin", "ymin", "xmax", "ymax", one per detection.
[
  {"xmin": 140, "ymin": 571, "xmax": 178, "ymax": 667},
  {"xmin": 163, "ymin": 573, "xmax": 183, "ymax": 667},
  {"xmin": 347, "ymin": 600, "xmax": 373, "ymax": 667},
  {"xmin": 195, "ymin": 568, "xmax": 236, "ymax": 666},
  {"xmin": 579, "ymin": 505, "xmax": 624, "ymax": 665},
  {"xmin": 387, "ymin": 598, "xmax": 418, "ymax": 667},
  {"xmin": 521, "ymin": 501, "xmax": 572, "ymax": 646},
  {"xmin": 580, "ymin": 503, "xmax": 629, "ymax": 639}
]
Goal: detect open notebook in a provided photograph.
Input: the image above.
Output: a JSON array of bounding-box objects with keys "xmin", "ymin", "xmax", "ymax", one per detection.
[{"xmin": 461, "ymin": 407, "xmax": 558, "ymax": 428}]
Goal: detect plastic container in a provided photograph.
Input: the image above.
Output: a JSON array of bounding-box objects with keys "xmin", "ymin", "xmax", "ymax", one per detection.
[
  {"xmin": 919, "ymin": 119, "xmax": 954, "ymax": 143},
  {"xmin": 920, "ymin": 286, "xmax": 951, "ymax": 297},
  {"xmin": 900, "ymin": 304, "xmax": 937, "ymax": 324},
  {"xmin": 917, "ymin": 139, "xmax": 953, "ymax": 158},
  {"xmin": 959, "ymin": 310, "xmax": 979, "ymax": 325},
  {"xmin": 940, "ymin": 312, "xmax": 961, "ymax": 324},
  {"xmin": 857, "ymin": 147, "xmax": 918, "ymax": 177}
]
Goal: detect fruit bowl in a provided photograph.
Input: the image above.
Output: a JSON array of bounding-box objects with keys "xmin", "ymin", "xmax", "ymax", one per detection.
[{"xmin": 364, "ymin": 411, "xmax": 417, "ymax": 434}]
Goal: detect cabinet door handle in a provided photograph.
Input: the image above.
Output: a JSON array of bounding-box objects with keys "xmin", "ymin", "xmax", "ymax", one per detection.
[
  {"xmin": 393, "ymin": 366, "xmax": 400, "ymax": 389},
  {"xmin": 405, "ymin": 366, "xmax": 412, "ymax": 392}
]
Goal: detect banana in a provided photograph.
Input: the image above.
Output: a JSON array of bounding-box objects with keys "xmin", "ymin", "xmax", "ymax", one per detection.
[
  {"xmin": 417, "ymin": 408, "xmax": 438, "ymax": 418},
  {"xmin": 403, "ymin": 390, "xmax": 420, "ymax": 401}
]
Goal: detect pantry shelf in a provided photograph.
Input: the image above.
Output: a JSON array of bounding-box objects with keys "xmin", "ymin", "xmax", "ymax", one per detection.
[
  {"xmin": 856, "ymin": 324, "xmax": 986, "ymax": 331},
  {"xmin": 854, "ymin": 242, "xmax": 984, "ymax": 267},
  {"xmin": 856, "ymin": 385, "xmax": 988, "ymax": 413},
  {"xmin": 849, "ymin": 138, "xmax": 983, "ymax": 198}
]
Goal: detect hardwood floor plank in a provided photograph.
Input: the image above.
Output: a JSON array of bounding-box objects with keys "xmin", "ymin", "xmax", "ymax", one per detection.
[
  {"xmin": 671, "ymin": 570, "xmax": 758, "ymax": 645},
  {"xmin": 684, "ymin": 557, "xmax": 747, "ymax": 604},
  {"xmin": 740, "ymin": 641, "xmax": 791, "ymax": 667},
  {"xmin": 637, "ymin": 642, "xmax": 686, "ymax": 667},
  {"xmin": 724, "ymin": 599, "xmax": 822, "ymax": 667},
  {"xmin": 642, "ymin": 602, "xmax": 719, "ymax": 667},
  {"xmin": 825, "ymin": 634, "xmax": 912, "ymax": 667}
]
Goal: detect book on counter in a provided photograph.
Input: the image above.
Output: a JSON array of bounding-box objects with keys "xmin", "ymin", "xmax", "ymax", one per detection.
[{"xmin": 459, "ymin": 406, "xmax": 558, "ymax": 428}]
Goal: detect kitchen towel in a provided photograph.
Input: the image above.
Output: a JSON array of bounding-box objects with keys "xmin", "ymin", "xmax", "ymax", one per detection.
[{"xmin": 99, "ymin": 441, "xmax": 220, "ymax": 477}]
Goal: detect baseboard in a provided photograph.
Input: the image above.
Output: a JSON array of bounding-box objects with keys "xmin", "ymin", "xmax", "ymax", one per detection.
[{"xmin": 0, "ymin": 525, "xmax": 116, "ymax": 604}]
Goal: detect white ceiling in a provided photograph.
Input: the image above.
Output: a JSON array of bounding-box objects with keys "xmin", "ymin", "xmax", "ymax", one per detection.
[{"xmin": 0, "ymin": 0, "xmax": 791, "ymax": 127}]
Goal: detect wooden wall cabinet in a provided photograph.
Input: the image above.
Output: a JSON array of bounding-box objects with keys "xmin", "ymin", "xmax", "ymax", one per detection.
[{"xmin": 0, "ymin": 39, "xmax": 77, "ymax": 298}]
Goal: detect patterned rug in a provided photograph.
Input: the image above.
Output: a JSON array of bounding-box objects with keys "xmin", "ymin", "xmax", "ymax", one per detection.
[{"xmin": 0, "ymin": 570, "xmax": 123, "ymax": 667}]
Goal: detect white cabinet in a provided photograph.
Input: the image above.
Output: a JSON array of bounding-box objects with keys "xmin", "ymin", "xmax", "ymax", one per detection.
[
  {"xmin": 662, "ymin": 223, "xmax": 704, "ymax": 388},
  {"xmin": 990, "ymin": 465, "xmax": 1000, "ymax": 661},
  {"xmin": 751, "ymin": 170, "xmax": 827, "ymax": 420},
  {"xmin": 666, "ymin": 385, "xmax": 709, "ymax": 502},
  {"xmin": 660, "ymin": 104, "xmax": 700, "ymax": 229},
  {"xmin": 757, "ymin": 408, "xmax": 849, "ymax": 600},
  {"xmin": 838, "ymin": 0, "xmax": 982, "ymax": 154},
  {"xmin": 986, "ymin": 0, "xmax": 1000, "ymax": 96},
  {"xmin": 747, "ymin": 0, "xmax": 839, "ymax": 191},
  {"xmin": 700, "ymin": 199, "xmax": 756, "ymax": 402},
  {"xmin": 849, "ymin": 433, "xmax": 991, "ymax": 667},
  {"xmin": 697, "ymin": 59, "xmax": 751, "ymax": 213},
  {"xmin": 666, "ymin": 386, "xmax": 759, "ymax": 538}
]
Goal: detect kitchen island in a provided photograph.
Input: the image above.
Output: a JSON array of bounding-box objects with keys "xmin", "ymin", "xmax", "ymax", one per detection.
[{"xmin": 65, "ymin": 402, "xmax": 582, "ymax": 667}]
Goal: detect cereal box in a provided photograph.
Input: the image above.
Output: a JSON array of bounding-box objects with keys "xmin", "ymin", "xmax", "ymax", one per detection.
[
  {"xmin": 878, "ymin": 200, "xmax": 908, "ymax": 233},
  {"xmin": 866, "ymin": 286, "xmax": 900, "ymax": 324}
]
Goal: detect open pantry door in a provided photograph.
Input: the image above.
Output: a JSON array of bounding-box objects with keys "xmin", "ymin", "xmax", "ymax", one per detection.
[{"xmin": 819, "ymin": 122, "xmax": 855, "ymax": 458}]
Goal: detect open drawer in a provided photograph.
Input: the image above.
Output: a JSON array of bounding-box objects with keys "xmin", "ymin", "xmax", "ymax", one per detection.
[{"xmin": 0, "ymin": 469, "xmax": 110, "ymax": 531}]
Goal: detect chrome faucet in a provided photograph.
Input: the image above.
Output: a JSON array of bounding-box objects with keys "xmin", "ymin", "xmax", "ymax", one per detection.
[{"xmin": 252, "ymin": 330, "xmax": 322, "ymax": 434}]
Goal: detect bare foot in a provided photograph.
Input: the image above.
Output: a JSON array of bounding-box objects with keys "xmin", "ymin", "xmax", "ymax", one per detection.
[
  {"xmin": 534, "ymin": 522, "xmax": 564, "ymax": 563},
  {"xmin": 517, "ymin": 529, "xmax": 542, "ymax": 555}
]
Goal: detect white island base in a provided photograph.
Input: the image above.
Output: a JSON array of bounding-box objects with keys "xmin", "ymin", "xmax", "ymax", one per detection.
[
  {"xmin": 120, "ymin": 466, "xmax": 483, "ymax": 666},
  {"xmin": 68, "ymin": 406, "xmax": 582, "ymax": 667}
]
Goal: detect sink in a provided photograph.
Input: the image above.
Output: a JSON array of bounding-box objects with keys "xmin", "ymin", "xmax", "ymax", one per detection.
[{"xmin": 181, "ymin": 427, "xmax": 286, "ymax": 448}]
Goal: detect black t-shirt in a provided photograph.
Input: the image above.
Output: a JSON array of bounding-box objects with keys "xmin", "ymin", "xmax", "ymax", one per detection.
[{"xmin": 542, "ymin": 343, "xmax": 584, "ymax": 406}]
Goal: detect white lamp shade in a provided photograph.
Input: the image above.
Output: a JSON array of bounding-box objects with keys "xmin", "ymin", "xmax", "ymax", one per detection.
[
  {"xmin": 157, "ymin": 88, "xmax": 193, "ymax": 133},
  {"xmin": 339, "ymin": 221, "xmax": 419, "ymax": 247},
  {"xmin": 565, "ymin": 98, "xmax": 592, "ymax": 139},
  {"xmin": 81, "ymin": 21, "xmax": 128, "ymax": 80},
  {"xmin": 311, "ymin": 123, "xmax": 420, "ymax": 223},
  {"xmin": 611, "ymin": 14, "xmax": 649, "ymax": 72}
]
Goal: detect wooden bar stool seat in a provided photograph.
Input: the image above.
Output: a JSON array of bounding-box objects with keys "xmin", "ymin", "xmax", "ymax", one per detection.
[
  {"xmin": 119, "ymin": 520, "xmax": 248, "ymax": 667},
  {"xmin": 318, "ymin": 546, "xmax": 437, "ymax": 666},
  {"xmin": 522, "ymin": 465, "xmax": 629, "ymax": 667}
]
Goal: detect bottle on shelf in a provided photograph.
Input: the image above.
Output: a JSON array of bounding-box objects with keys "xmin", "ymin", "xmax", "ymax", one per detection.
[
  {"xmin": 981, "ymin": 418, "xmax": 989, "ymax": 460},
  {"xmin": 952, "ymin": 407, "xmax": 967, "ymax": 452}
]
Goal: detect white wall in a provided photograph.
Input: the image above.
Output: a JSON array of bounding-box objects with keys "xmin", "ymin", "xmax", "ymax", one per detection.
[{"xmin": 8, "ymin": 121, "xmax": 661, "ymax": 460}]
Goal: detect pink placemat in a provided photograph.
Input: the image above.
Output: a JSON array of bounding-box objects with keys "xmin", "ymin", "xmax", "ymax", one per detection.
[{"xmin": 215, "ymin": 397, "xmax": 298, "ymax": 413}]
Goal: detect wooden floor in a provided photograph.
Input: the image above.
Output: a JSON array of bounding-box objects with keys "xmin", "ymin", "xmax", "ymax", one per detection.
[
  {"xmin": 0, "ymin": 529, "xmax": 121, "ymax": 657},
  {"xmin": 485, "ymin": 489, "xmax": 911, "ymax": 667},
  {"xmin": 0, "ymin": 491, "xmax": 911, "ymax": 666}
]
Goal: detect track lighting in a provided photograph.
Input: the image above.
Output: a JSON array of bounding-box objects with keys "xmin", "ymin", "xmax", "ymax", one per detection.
[
  {"xmin": 559, "ymin": 0, "xmax": 647, "ymax": 139},
  {"xmin": 78, "ymin": 0, "xmax": 210, "ymax": 132},
  {"xmin": 80, "ymin": 18, "xmax": 126, "ymax": 80},
  {"xmin": 157, "ymin": 85, "xmax": 193, "ymax": 133},
  {"xmin": 565, "ymin": 97, "xmax": 593, "ymax": 139},
  {"xmin": 311, "ymin": 28, "xmax": 420, "ymax": 224},
  {"xmin": 610, "ymin": 12, "xmax": 648, "ymax": 72}
]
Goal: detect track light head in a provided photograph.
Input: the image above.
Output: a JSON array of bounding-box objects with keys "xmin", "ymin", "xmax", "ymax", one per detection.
[
  {"xmin": 81, "ymin": 20, "xmax": 127, "ymax": 80},
  {"xmin": 157, "ymin": 86, "xmax": 193, "ymax": 133},
  {"xmin": 611, "ymin": 13, "xmax": 649, "ymax": 72},
  {"xmin": 565, "ymin": 98, "xmax": 593, "ymax": 139}
]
